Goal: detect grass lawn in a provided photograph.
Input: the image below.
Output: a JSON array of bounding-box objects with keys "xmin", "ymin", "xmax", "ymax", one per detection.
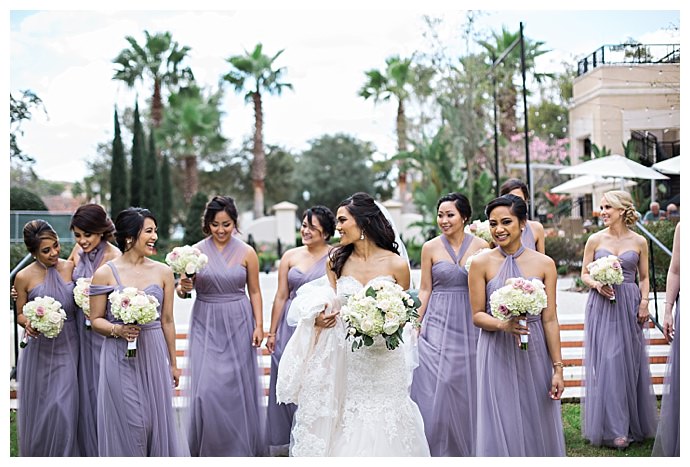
[{"xmin": 9, "ymin": 403, "xmax": 655, "ymax": 457}]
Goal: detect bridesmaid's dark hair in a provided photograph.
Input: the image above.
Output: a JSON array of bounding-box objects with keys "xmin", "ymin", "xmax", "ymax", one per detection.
[
  {"xmin": 23, "ymin": 219, "xmax": 59, "ymax": 254},
  {"xmin": 499, "ymin": 178, "xmax": 529, "ymax": 201},
  {"xmin": 113, "ymin": 207, "xmax": 157, "ymax": 253},
  {"xmin": 437, "ymin": 192, "xmax": 472, "ymax": 225},
  {"xmin": 70, "ymin": 203, "xmax": 116, "ymax": 242},
  {"xmin": 202, "ymin": 196, "xmax": 241, "ymax": 236},
  {"xmin": 302, "ymin": 205, "xmax": 336, "ymax": 241},
  {"xmin": 329, "ymin": 192, "xmax": 399, "ymax": 278},
  {"xmin": 485, "ymin": 194, "xmax": 528, "ymax": 224}
]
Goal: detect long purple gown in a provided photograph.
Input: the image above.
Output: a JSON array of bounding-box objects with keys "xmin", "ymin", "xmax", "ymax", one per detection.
[
  {"xmin": 521, "ymin": 222, "xmax": 537, "ymax": 251},
  {"xmin": 411, "ymin": 234, "xmax": 478, "ymax": 456},
  {"xmin": 266, "ymin": 254, "xmax": 327, "ymax": 456},
  {"xmin": 185, "ymin": 237, "xmax": 266, "ymax": 456},
  {"xmin": 91, "ymin": 262, "xmax": 188, "ymax": 456},
  {"xmin": 581, "ymin": 248, "xmax": 657, "ymax": 447},
  {"xmin": 475, "ymin": 246, "xmax": 565, "ymax": 456},
  {"xmin": 72, "ymin": 240, "xmax": 108, "ymax": 456},
  {"xmin": 653, "ymin": 297, "xmax": 680, "ymax": 456},
  {"xmin": 17, "ymin": 264, "xmax": 80, "ymax": 456}
]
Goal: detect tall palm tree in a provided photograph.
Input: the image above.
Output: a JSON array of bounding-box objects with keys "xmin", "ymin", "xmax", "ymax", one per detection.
[
  {"xmin": 223, "ymin": 43, "xmax": 292, "ymax": 219},
  {"xmin": 112, "ymin": 30, "xmax": 194, "ymax": 128}
]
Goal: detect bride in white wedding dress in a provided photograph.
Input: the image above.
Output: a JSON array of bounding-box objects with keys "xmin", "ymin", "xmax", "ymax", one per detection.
[{"xmin": 276, "ymin": 192, "xmax": 430, "ymax": 457}]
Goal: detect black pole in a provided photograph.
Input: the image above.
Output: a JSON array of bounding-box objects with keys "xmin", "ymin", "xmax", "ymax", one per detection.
[
  {"xmin": 492, "ymin": 55, "xmax": 500, "ymax": 198},
  {"xmin": 520, "ymin": 22, "xmax": 533, "ymax": 220}
]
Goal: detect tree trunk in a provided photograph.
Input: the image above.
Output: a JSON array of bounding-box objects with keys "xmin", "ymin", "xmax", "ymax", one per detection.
[
  {"xmin": 183, "ymin": 154, "xmax": 198, "ymax": 204},
  {"xmin": 252, "ymin": 91, "xmax": 266, "ymax": 219},
  {"xmin": 396, "ymin": 99, "xmax": 410, "ymax": 212},
  {"xmin": 152, "ymin": 78, "xmax": 164, "ymax": 128}
]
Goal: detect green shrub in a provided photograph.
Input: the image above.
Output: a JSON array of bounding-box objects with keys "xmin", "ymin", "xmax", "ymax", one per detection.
[
  {"xmin": 10, "ymin": 187, "xmax": 48, "ymax": 211},
  {"xmin": 405, "ymin": 240, "xmax": 423, "ymax": 269},
  {"xmin": 635, "ymin": 220, "xmax": 675, "ymax": 290},
  {"xmin": 545, "ymin": 236, "xmax": 583, "ymax": 275}
]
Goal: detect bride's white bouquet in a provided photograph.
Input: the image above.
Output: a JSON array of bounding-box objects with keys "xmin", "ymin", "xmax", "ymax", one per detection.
[
  {"xmin": 109, "ymin": 287, "xmax": 160, "ymax": 357},
  {"xmin": 165, "ymin": 245, "xmax": 209, "ymax": 298},
  {"xmin": 489, "ymin": 277, "xmax": 547, "ymax": 350},
  {"xmin": 586, "ymin": 254, "xmax": 624, "ymax": 303},
  {"xmin": 73, "ymin": 277, "xmax": 92, "ymax": 329},
  {"xmin": 21, "ymin": 296, "xmax": 67, "ymax": 347},
  {"xmin": 341, "ymin": 280, "xmax": 420, "ymax": 351},
  {"xmin": 465, "ymin": 219, "xmax": 492, "ymax": 243}
]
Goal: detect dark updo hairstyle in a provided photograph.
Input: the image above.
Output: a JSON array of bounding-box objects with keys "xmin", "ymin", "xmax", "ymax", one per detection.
[
  {"xmin": 202, "ymin": 196, "xmax": 240, "ymax": 236},
  {"xmin": 23, "ymin": 219, "xmax": 59, "ymax": 255},
  {"xmin": 437, "ymin": 192, "xmax": 472, "ymax": 225},
  {"xmin": 499, "ymin": 178, "xmax": 529, "ymax": 201},
  {"xmin": 302, "ymin": 205, "xmax": 336, "ymax": 240},
  {"xmin": 70, "ymin": 203, "xmax": 116, "ymax": 242},
  {"xmin": 329, "ymin": 192, "xmax": 399, "ymax": 278},
  {"xmin": 485, "ymin": 194, "xmax": 528, "ymax": 225},
  {"xmin": 113, "ymin": 207, "xmax": 157, "ymax": 253}
]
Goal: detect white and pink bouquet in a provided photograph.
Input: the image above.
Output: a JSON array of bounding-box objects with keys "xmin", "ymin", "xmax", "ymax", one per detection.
[
  {"xmin": 586, "ymin": 255, "xmax": 624, "ymax": 303},
  {"xmin": 489, "ymin": 277, "xmax": 547, "ymax": 350},
  {"xmin": 165, "ymin": 245, "xmax": 209, "ymax": 298},
  {"xmin": 464, "ymin": 248, "xmax": 492, "ymax": 272},
  {"xmin": 465, "ymin": 219, "xmax": 492, "ymax": 243},
  {"xmin": 21, "ymin": 296, "xmax": 67, "ymax": 347},
  {"xmin": 73, "ymin": 277, "xmax": 92, "ymax": 329},
  {"xmin": 109, "ymin": 287, "xmax": 160, "ymax": 357},
  {"xmin": 341, "ymin": 280, "xmax": 420, "ymax": 351}
]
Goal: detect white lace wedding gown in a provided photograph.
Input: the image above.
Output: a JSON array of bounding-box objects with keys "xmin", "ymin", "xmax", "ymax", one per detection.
[{"xmin": 276, "ymin": 275, "xmax": 430, "ymax": 457}]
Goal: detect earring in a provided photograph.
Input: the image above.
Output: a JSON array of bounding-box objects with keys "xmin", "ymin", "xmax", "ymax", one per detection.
[
  {"xmin": 127, "ymin": 239, "xmax": 132, "ymax": 244},
  {"xmin": 360, "ymin": 231, "xmax": 365, "ymax": 241}
]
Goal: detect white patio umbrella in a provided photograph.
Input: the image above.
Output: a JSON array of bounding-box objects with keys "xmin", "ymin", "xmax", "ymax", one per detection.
[
  {"xmin": 550, "ymin": 175, "xmax": 637, "ymax": 195},
  {"xmin": 651, "ymin": 155, "xmax": 680, "ymax": 175},
  {"xmin": 559, "ymin": 154, "xmax": 670, "ymax": 181}
]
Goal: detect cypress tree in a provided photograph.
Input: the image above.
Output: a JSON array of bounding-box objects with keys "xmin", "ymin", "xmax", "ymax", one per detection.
[
  {"xmin": 130, "ymin": 101, "xmax": 145, "ymax": 207},
  {"xmin": 142, "ymin": 129, "xmax": 161, "ymax": 216},
  {"xmin": 158, "ymin": 154, "xmax": 173, "ymax": 240},
  {"xmin": 183, "ymin": 192, "xmax": 208, "ymax": 245},
  {"xmin": 110, "ymin": 109, "xmax": 128, "ymax": 217}
]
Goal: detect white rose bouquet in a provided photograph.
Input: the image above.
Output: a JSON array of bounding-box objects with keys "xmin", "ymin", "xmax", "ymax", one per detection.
[
  {"xmin": 341, "ymin": 280, "xmax": 420, "ymax": 351},
  {"xmin": 165, "ymin": 245, "xmax": 209, "ymax": 298},
  {"xmin": 489, "ymin": 277, "xmax": 547, "ymax": 350},
  {"xmin": 73, "ymin": 277, "xmax": 92, "ymax": 329},
  {"xmin": 109, "ymin": 287, "xmax": 160, "ymax": 357},
  {"xmin": 464, "ymin": 248, "xmax": 492, "ymax": 272},
  {"xmin": 465, "ymin": 220, "xmax": 492, "ymax": 243},
  {"xmin": 586, "ymin": 254, "xmax": 624, "ymax": 303},
  {"xmin": 21, "ymin": 296, "xmax": 67, "ymax": 347}
]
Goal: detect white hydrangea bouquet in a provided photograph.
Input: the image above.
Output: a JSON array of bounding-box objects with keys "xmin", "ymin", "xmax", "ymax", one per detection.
[
  {"xmin": 165, "ymin": 245, "xmax": 209, "ymax": 298},
  {"xmin": 109, "ymin": 287, "xmax": 160, "ymax": 357},
  {"xmin": 21, "ymin": 296, "xmax": 67, "ymax": 347},
  {"xmin": 464, "ymin": 248, "xmax": 492, "ymax": 272},
  {"xmin": 465, "ymin": 219, "xmax": 492, "ymax": 243},
  {"xmin": 73, "ymin": 277, "xmax": 92, "ymax": 329},
  {"xmin": 489, "ymin": 277, "xmax": 547, "ymax": 350},
  {"xmin": 586, "ymin": 254, "xmax": 624, "ymax": 303},
  {"xmin": 341, "ymin": 280, "xmax": 420, "ymax": 351}
]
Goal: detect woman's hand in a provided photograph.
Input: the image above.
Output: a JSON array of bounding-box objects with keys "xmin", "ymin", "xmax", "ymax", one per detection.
[
  {"xmin": 314, "ymin": 308, "xmax": 339, "ymax": 328},
  {"xmin": 178, "ymin": 276, "xmax": 194, "ymax": 296},
  {"xmin": 663, "ymin": 310, "xmax": 675, "ymax": 342},
  {"xmin": 594, "ymin": 282, "xmax": 615, "ymax": 300},
  {"xmin": 497, "ymin": 316, "xmax": 529, "ymax": 348},
  {"xmin": 24, "ymin": 321, "xmax": 39, "ymax": 338},
  {"xmin": 550, "ymin": 371, "xmax": 565, "ymax": 400},
  {"xmin": 171, "ymin": 365, "xmax": 181, "ymax": 388},
  {"xmin": 252, "ymin": 327, "xmax": 264, "ymax": 347},
  {"xmin": 637, "ymin": 300, "xmax": 650, "ymax": 325},
  {"xmin": 265, "ymin": 334, "xmax": 276, "ymax": 353},
  {"xmin": 119, "ymin": 324, "xmax": 141, "ymax": 342}
]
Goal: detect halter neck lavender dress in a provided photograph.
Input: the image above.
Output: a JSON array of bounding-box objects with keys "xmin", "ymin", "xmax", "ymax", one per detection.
[
  {"xmin": 266, "ymin": 254, "xmax": 328, "ymax": 455},
  {"xmin": 17, "ymin": 264, "xmax": 80, "ymax": 456},
  {"xmin": 72, "ymin": 240, "xmax": 108, "ymax": 456},
  {"xmin": 184, "ymin": 237, "xmax": 266, "ymax": 456},
  {"xmin": 653, "ymin": 296, "xmax": 680, "ymax": 456},
  {"xmin": 475, "ymin": 246, "xmax": 565, "ymax": 456},
  {"xmin": 411, "ymin": 234, "xmax": 478, "ymax": 456},
  {"xmin": 582, "ymin": 249, "xmax": 657, "ymax": 447},
  {"xmin": 90, "ymin": 262, "xmax": 188, "ymax": 456}
]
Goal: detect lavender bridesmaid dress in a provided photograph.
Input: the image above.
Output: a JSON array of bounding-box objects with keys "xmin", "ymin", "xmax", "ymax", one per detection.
[
  {"xmin": 17, "ymin": 264, "xmax": 80, "ymax": 456},
  {"xmin": 475, "ymin": 246, "xmax": 565, "ymax": 456},
  {"xmin": 185, "ymin": 237, "xmax": 266, "ymax": 456},
  {"xmin": 91, "ymin": 262, "xmax": 188, "ymax": 456},
  {"xmin": 653, "ymin": 297, "xmax": 680, "ymax": 456},
  {"xmin": 411, "ymin": 234, "xmax": 478, "ymax": 456},
  {"xmin": 72, "ymin": 240, "xmax": 108, "ymax": 456},
  {"xmin": 521, "ymin": 222, "xmax": 537, "ymax": 251},
  {"xmin": 266, "ymin": 254, "xmax": 327, "ymax": 456},
  {"xmin": 581, "ymin": 248, "xmax": 657, "ymax": 447}
]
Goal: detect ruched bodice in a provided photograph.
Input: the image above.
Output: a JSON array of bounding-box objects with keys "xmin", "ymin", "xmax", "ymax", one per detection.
[
  {"xmin": 193, "ymin": 237, "xmax": 250, "ymax": 301},
  {"xmin": 430, "ymin": 234, "xmax": 473, "ymax": 291},
  {"xmin": 594, "ymin": 248, "xmax": 639, "ymax": 283},
  {"xmin": 485, "ymin": 246, "xmax": 540, "ymax": 323}
]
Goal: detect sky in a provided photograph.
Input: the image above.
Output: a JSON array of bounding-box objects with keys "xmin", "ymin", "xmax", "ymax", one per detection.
[{"xmin": 7, "ymin": 1, "xmax": 682, "ymax": 184}]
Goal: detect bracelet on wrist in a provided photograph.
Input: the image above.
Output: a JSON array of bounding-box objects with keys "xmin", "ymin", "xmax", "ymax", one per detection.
[
  {"xmin": 110, "ymin": 324, "xmax": 119, "ymax": 338},
  {"xmin": 552, "ymin": 361, "xmax": 564, "ymax": 369}
]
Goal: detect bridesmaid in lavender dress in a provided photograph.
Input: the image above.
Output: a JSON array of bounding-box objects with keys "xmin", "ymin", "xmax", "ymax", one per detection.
[
  {"xmin": 66, "ymin": 204, "xmax": 121, "ymax": 456},
  {"xmin": 178, "ymin": 196, "xmax": 266, "ymax": 456},
  {"xmin": 580, "ymin": 190, "xmax": 657, "ymax": 450},
  {"xmin": 14, "ymin": 220, "xmax": 80, "ymax": 456},
  {"xmin": 265, "ymin": 205, "xmax": 335, "ymax": 456},
  {"xmin": 653, "ymin": 222, "xmax": 680, "ymax": 456},
  {"xmin": 90, "ymin": 207, "xmax": 187, "ymax": 456},
  {"xmin": 410, "ymin": 193, "xmax": 489, "ymax": 456},
  {"xmin": 468, "ymin": 195, "xmax": 565, "ymax": 456},
  {"xmin": 500, "ymin": 179, "xmax": 545, "ymax": 253}
]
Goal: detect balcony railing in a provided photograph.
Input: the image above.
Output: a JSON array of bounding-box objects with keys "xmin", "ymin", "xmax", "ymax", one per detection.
[{"xmin": 577, "ymin": 43, "xmax": 680, "ymax": 77}]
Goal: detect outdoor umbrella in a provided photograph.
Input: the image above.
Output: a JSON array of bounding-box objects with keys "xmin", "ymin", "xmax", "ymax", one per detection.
[
  {"xmin": 651, "ymin": 155, "xmax": 680, "ymax": 175},
  {"xmin": 550, "ymin": 175, "xmax": 637, "ymax": 195},
  {"xmin": 559, "ymin": 154, "xmax": 670, "ymax": 181}
]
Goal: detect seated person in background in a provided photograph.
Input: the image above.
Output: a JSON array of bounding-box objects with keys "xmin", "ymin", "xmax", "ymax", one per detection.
[
  {"xmin": 665, "ymin": 203, "xmax": 679, "ymax": 220},
  {"xmin": 643, "ymin": 201, "xmax": 665, "ymax": 224}
]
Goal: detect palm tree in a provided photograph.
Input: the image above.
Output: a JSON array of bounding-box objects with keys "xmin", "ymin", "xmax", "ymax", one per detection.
[
  {"xmin": 112, "ymin": 30, "xmax": 194, "ymax": 128},
  {"xmin": 223, "ymin": 43, "xmax": 292, "ymax": 219}
]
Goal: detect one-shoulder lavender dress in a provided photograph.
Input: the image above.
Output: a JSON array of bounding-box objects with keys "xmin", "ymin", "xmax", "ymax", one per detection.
[
  {"xmin": 475, "ymin": 246, "xmax": 565, "ymax": 456},
  {"xmin": 17, "ymin": 264, "xmax": 80, "ymax": 456},
  {"xmin": 411, "ymin": 234, "xmax": 479, "ymax": 456}
]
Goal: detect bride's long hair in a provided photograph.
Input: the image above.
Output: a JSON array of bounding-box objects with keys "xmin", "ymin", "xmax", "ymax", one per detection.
[{"xmin": 329, "ymin": 192, "xmax": 399, "ymax": 278}]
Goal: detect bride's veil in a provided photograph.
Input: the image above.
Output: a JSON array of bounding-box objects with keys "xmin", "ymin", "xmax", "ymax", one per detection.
[{"xmin": 374, "ymin": 200, "xmax": 409, "ymax": 270}]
